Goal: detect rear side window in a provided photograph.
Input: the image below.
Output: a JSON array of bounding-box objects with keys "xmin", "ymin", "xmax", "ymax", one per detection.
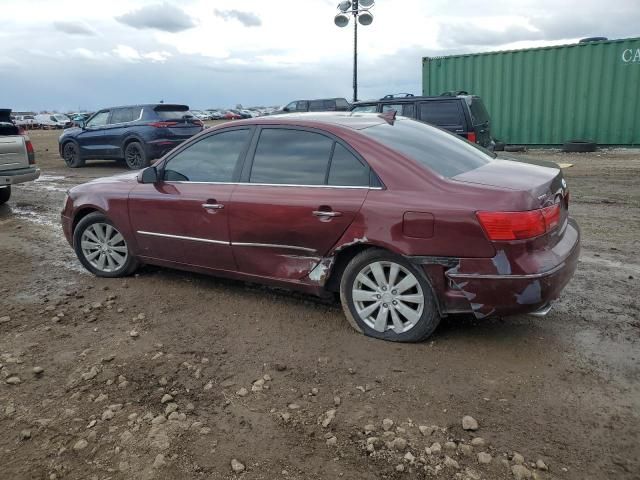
[
  {"xmin": 402, "ymin": 104, "xmax": 415, "ymax": 118},
  {"xmin": 360, "ymin": 118, "xmax": 493, "ymax": 178},
  {"xmin": 418, "ymin": 101, "xmax": 462, "ymax": 125},
  {"xmin": 470, "ymin": 99, "xmax": 490, "ymax": 125},
  {"xmin": 163, "ymin": 129, "xmax": 250, "ymax": 182},
  {"xmin": 250, "ymin": 129, "xmax": 334, "ymax": 185},
  {"xmin": 110, "ymin": 108, "xmax": 138, "ymax": 124},
  {"xmin": 328, "ymin": 143, "xmax": 369, "ymax": 186},
  {"xmin": 309, "ymin": 100, "xmax": 326, "ymax": 111}
]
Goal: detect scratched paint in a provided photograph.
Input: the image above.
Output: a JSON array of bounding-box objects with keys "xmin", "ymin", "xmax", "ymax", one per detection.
[{"xmin": 492, "ymin": 250, "xmax": 512, "ymax": 275}]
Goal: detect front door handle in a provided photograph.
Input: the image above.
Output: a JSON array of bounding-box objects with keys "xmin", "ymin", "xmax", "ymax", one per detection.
[
  {"xmin": 202, "ymin": 202, "xmax": 224, "ymax": 210},
  {"xmin": 313, "ymin": 210, "xmax": 342, "ymax": 217}
]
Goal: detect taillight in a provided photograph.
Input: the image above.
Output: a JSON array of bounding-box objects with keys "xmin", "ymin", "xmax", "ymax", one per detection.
[
  {"xmin": 476, "ymin": 203, "xmax": 561, "ymax": 241},
  {"xmin": 467, "ymin": 132, "xmax": 477, "ymax": 143},
  {"xmin": 148, "ymin": 121, "xmax": 178, "ymax": 128},
  {"xmin": 23, "ymin": 135, "xmax": 35, "ymax": 165},
  {"xmin": 193, "ymin": 119, "xmax": 203, "ymax": 127}
]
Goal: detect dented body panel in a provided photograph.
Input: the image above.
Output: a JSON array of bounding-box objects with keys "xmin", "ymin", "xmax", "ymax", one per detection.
[{"xmin": 61, "ymin": 113, "xmax": 580, "ymax": 319}]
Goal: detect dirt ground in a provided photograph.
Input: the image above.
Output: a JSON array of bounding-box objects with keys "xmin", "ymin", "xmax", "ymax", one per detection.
[{"xmin": 1, "ymin": 126, "xmax": 638, "ymax": 480}]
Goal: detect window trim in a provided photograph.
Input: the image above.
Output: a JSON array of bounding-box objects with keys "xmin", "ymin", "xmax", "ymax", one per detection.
[
  {"xmin": 159, "ymin": 126, "xmax": 255, "ymax": 183},
  {"xmin": 239, "ymin": 125, "xmax": 383, "ymax": 189}
]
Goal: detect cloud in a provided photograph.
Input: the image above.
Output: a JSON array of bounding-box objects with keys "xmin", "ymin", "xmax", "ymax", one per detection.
[
  {"xmin": 53, "ymin": 20, "xmax": 96, "ymax": 36},
  {"xmin": 116, "ymin": 3, "xmax": 196, "ymax": 33},
  {"xmin": 214, "ymin": 9, "xmax": 262, "ymax": 27},
  {"xmin": 439, "ymin": 23, "xmax": 542, "ymax": 48}
]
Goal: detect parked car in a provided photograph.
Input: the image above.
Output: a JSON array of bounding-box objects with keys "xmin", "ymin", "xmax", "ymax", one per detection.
[
  {"xmin": 191, "ymin": 110, "xmax": 211, "ymax": 121},
  {"xmin": 58, "ymin": 104, "xmax": 203, "ymax": 169},
  {"xmin": 0, "ymin": 109, "xmax": 39, "ymax": 205},
  {"xmin": 36, "ymin": 113, "xmax": 72, "ymax": 129},
  {"xmin": 222, "ymin": 110, "xmax": 243, "ymax": 120},
  {"xmin": 70, "ymin": 113, "xmax": 92, "ymax": 127},
  {"xmin": 206, "ymin": 110, "xmax": 224, "ymax": 120},
  {"xmin": 61, "ymin": 112, "xmax": 579, "ymax": 342},
  {"xmin": 351, "ymin": 92, "xmax": 494, "ymax": 149},
  {"xmin": 13, "ymin": 115, "xmax": 38, "ymax": 129},
  {"xmin": 275, "ymin": 97, "xmax": 351, "ymax": 114}
]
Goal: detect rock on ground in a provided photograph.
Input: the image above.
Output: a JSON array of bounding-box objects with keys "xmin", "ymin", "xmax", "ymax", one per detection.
[
  {"xmin": 462, "ymin": 415, "xmax": 479, "ymax": 431},
  {"xmin": 231, "ymin": 459, "xmax": 245, "ymax": 473}
]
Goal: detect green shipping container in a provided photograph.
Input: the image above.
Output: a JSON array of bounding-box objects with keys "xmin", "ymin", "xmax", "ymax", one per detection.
[{"xmin": 422, "ymin": 37, "xmax": 640, "ymax": 146}]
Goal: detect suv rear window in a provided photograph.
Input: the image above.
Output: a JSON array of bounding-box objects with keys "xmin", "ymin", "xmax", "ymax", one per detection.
[
  {"xmin": 154, "ymin": 106, "xmax": 191, "ymax": 120},
  {"xmin": 360, "ymin": 119, "xmax": 493, "ymax": 178},
  {"xmin": 469, "ymin": 99, "xmax": 490, "ymax": 125},
  {"xmin": 419, "ymin": 101, "xmax": 462, "ymax": 125}
]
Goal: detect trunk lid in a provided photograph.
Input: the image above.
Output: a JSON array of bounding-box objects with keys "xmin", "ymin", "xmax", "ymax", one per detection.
[{"xmin": 153, "ymin": 105, "xmax": 202, "ymax": 138}]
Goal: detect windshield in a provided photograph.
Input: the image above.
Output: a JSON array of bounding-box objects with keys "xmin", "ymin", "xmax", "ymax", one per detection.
[
  {"xmin": 360, "ymin": 118, "xmax": 495, "ymax": 178},
  {"xmin": 54, "ymin": 115, "xmax": 69, "ymax": 121}
]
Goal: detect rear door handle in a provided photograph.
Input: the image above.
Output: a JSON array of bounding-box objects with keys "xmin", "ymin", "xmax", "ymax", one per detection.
[{"xmin": 313, "ymin": 210, "xmax": 342, "ymax": 217}]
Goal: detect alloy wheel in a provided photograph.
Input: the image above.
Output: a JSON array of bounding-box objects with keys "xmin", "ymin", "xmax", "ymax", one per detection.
[
  {"xmin": 80, "ymin": 222, "xmax": 129, "ymax": 273},
  {"xmin": 352, "ymin": 261, "xmax": 425, "ymax": 334}
]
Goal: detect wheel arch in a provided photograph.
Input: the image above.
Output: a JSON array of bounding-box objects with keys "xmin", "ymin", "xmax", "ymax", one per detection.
[{"xmin": 71, "ymin": 206, "xmax": 106, "ymax": 243}]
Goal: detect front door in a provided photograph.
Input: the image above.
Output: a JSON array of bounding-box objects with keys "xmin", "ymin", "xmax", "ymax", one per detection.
[
  {"xmin": 229, "ymin": 127, "xmax": 371, "ymax": 280},
  {"xmin": 78, "ymin": 110, "xmax": 110, "ymax": 158},
  {"xmin": 128, "ymin": 127, "xmax": 253, "ymax": 271}
]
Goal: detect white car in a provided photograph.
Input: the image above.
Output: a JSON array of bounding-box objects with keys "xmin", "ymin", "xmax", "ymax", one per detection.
[
  {"xmin": 35, "ymin": 113, "xmax": 72, "ymax": 129},
  {"xmin": 13, "ymin": 115, "xmax": 38, "ymax": 128}
]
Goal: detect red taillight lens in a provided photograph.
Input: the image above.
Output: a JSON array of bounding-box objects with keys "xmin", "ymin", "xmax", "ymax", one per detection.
[
  {"xmin": 477, "ymin": 203, "xmax": 561, "ymax": 241},
  {"xmin": 467, "ymin": 132, "xmax": 477, "ymax": 143},
  {"xmin": 193, "ymin": 119, "xmax": 203, "ymax": 127},
  {"xmin": 148, "ymin": 121, "xmax": 178, "ymax": 128}
]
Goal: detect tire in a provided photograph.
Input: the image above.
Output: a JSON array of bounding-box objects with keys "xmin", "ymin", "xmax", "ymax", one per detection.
[
  {"xmin": 339, "ymin": 249, "xmax": 441, "ymax": 342},
  {"xmin": 124, "ymin": 142, "xmax": 149, "ymax": 170},
  {"xmin": 62, "ymin": 141, "xmax": 85, "ymax": 168},
  {"xmin": 504, "ymin": 145, "xmax": 526, "ymax": 152},
  {"xmin": 562, "ymin": 140, "xmax": 596, "ymax": 153},
  {"xmin": 73, "ymin": 212, "xmax": 138, "ymax": 278},
  {"xmin": 0, "ymin": 186, "xmax": 11, "ymax": 205},
  {"xmin": 494, "ymin": 141, "xmax": 505, "ymax": 152}
]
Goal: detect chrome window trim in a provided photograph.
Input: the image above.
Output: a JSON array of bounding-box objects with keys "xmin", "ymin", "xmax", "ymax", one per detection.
[
  {"xmin": 137, "ymin": 231, "xmax": 318, "ymax": 253},
  {"xmin": 162, "ymin": 180, "xmax": 382, "ymax": 190},
  {"xmin": 137, "ymin": 230, "xmax": 229, "ymax": 245}
]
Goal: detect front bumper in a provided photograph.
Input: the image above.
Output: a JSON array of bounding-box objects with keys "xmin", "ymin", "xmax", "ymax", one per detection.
[
  {"xmin": 0, "ymin": 166, "xmax": 40, "ymax": 186},
  {"xmin": 61, "ymin": 213, "xmax": 73, "ymax": 246}
]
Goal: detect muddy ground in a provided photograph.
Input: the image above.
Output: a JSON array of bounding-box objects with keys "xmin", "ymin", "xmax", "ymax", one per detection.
[{"xmin": 1, "ymin": 126, "xmax": 638, "ymax": 480}]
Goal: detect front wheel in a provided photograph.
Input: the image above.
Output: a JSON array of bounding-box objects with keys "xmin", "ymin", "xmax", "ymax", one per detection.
[
  {"xmin": 63, "ymin": 142, "xmax": 85, "ymax": 168},
  {"xmin": 0, "ymin": 186, "xmax": 11, "ymax": 205},
  {"xmin": 339, "ymin": 249, "xmax": 441, "ymax": 342},
  {"xmin": 73, "ymin": 212, "xmax": 138, "ymax": 277},
  {"xmin": 124, "ymin": 142, "xmax": 149, "ymax": 170}
]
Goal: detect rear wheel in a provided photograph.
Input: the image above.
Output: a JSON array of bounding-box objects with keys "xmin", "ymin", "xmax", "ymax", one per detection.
[
  {"xmin": 73, "ymin": 212, "xmax": 138, "ymax": 277},
  {"xmin": 0, "ymin": 186, "xmax": 11, "ymax": 205},
  {"xmin": 63, "ymin": 142, "xmax": 85, "ymax": 168},
  {"xmin": 339, "ymin": 249, "xmax": 440, "ymax": 342},
  {"xmin": 124, "ymin": 142, "xmax": 148, "ymax": 170}
]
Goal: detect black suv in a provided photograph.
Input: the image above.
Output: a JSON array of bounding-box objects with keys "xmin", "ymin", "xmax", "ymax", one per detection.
[
  {"xmin": 276, "ymin": 97, "xmax": 351, "ymax": 114},
  {"xmin": 58, "ymin": 104, "xmax": 204, "ymax": 169},
  {"xmin": 351, "ymin": 92, "xmax": 494, "ymax": 149}
]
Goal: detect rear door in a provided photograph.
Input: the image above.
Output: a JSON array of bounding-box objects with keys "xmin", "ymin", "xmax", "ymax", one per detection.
[
  {"xmin": 102, "ymin": 107, "xmax": 140, "ymax": 157},
  {"xmin": 417, "ymin": 100, "xmax": 465, "ymax": 136},
  {"xmin": 77, "ymin": 110, "xmax": 110, "ymax": 158},
  {"xmin": 128, "ymin": 127, "xmax": 253, "ymax": 269},
  {"xmin": 228, "ymin": 126, "xmax": 370, "ymax": 281}
]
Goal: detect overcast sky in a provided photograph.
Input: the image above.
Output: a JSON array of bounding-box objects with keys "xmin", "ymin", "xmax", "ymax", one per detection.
[{"xmin": 2, "ymin": 0, "xmax": 638, "ymax": 111}]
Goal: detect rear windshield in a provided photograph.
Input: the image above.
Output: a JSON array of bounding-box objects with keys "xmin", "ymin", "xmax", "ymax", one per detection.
[
  {"xmin": 154, "ymin": 105, "xmax": 191, "ymax": 120},
  {"xmin": 360, "ymin": 118, "xmax": 494, "ymax": 178},
  {"xmin": 469, "ymin": 98, "xmax": 490, "ymax": 125}
]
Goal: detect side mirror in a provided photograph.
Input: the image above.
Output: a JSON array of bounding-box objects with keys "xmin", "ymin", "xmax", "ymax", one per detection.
[{"xmin": 138, "ymin": 166, "xmax": 159, "ymax": 184}]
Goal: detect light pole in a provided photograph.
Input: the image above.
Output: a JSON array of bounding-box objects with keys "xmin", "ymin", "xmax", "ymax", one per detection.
[{"xmin": 334, "ymin": 0, "xmax": 375, "ymax": 103}]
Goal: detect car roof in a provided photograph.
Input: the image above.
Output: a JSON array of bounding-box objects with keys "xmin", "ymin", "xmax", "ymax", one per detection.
[
  {"xmin": 96, "ymin": 104, "xmax": 189, "ymax": 110},
  {"xmin": 353, "ymin": 95, "xmax": 478, "ymax": 105},
  {"xmin": 233, "ymin": 112, "xmax": 390, "ymax": 131}
]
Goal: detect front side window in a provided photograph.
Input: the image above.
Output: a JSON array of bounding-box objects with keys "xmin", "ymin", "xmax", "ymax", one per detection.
[
  {"xmin": 86, "ymin": 111, "xmax": 110, "ymax": 128},
  {"xmin": 296, "ymin": 101, "xmax": 308, "ymax": 112},
  {"xmin": 328, "ymin": 143, "xmax": 369, "ymax": 186},
  {"xmin": 285, "ymin": 101, "xmax": 297, "ymax": 111},
  {"xmin": 163, "ymin": 129, "xmax": 251, "ymax": 182},
  {"xmin": 249, "ymin": 129, "xmax": 334, "ymax": 185}
]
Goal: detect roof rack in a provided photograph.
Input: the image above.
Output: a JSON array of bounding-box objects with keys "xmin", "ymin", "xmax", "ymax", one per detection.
[
  {"xmin": 381, "ymin": 93, "xmax": 415, "ymax": 99},
  {"xmin": 440, "ymin": 90, "xmax": 469, "ymax": 96}
]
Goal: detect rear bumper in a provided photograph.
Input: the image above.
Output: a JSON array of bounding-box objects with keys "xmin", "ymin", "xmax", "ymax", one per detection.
[
  {"xmin": 413, "ymin": 218, "xmax": 581, "ymax": 319},
  {"xmin": 0, "ymin": 166, "xmax": 40, "ymax": 186}
]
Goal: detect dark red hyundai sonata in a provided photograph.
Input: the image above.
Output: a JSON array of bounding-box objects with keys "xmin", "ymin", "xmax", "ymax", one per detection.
[{"xmin": 61, "ymin": 113, "xmax": 580, "ymax": 342}]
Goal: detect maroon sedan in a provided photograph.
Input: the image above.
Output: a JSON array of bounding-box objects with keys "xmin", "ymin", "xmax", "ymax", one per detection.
[{"xmin": 61, "ymin": 113, "xmax": 580, "ymax": 342}]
